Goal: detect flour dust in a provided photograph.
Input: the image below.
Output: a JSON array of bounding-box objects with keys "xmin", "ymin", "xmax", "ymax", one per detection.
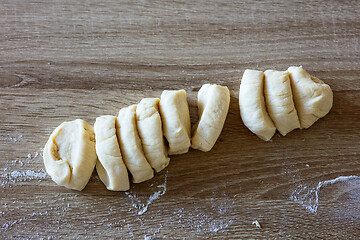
[
  {"xmin": 125, "ymin": 171, "xmax": 168, "ymax": 216},
  {"xmin": 290, "ymin": 175, "xmax": 360, "ymax": 214}
]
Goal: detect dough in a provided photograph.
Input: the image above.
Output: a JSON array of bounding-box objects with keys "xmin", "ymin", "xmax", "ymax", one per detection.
[
  {"xmin": 288, "ymin": 66, "xmax": 333, "ymax": 128},
  {"xmin": 94, "ymin": 115, "xmax": 129, "ymax": 191},
  {"xmin": 264, "ymin": 70, "xmax": 300, "ymax": 136},
  {"xmin": 43, "ymin": 119, "xmax": 97, "ymax": 191},
  {"xmin": 239, "ymin": 69, "xmax": 276, "ymax": 141},
  {"xmin": 191, "ymin": 84, "xmax": 230, "ymax": 152},
  {"xmin": 159, "ymin": 90, "xmax": 191, "ymax": 155},
  {"xmin": 136, "ymin": 98, "xmax": 170, "ymax": 172},
  {"xmin": 116, "ymin": 105, "xmax": 154, "ymax": 183}
]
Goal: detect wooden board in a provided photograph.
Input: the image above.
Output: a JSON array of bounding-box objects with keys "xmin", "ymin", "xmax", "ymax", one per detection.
[{"xmin": 1, "ymin": 0, "xmax": 360, "ymax": 239}]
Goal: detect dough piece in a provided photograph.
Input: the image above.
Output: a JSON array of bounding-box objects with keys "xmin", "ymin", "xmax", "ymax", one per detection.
[
  {"xmin": 288, "ymin": 66, "xmax": 333, "ymax": 128},
  {"xmin": 136, "ymin": 98, "xmax": 170, "ymax": 172},
  {"xmin": 94, "ymin": 115, "xmax": 129, "ymax": 191},
  {"xmin": 116, "ymin": 105, "xmax": 154, "ymax": 183},
  {"xmin": 159, "ymin": 90, "xmax": 191, "ymax": 155},
  {"xmin": 264, "ymin": 70, "xmax": 300, "ymax": 136},
  {"xmin": 239, "ymin": 70, "xmax": 276, "ymax": 141},
  {"xmin": 43, "ymin": 119, "xmax": 97, "ymax": 191},
  {"xmin": 191, "ymin": 84, "xmax": 230, "ymax": 152}
]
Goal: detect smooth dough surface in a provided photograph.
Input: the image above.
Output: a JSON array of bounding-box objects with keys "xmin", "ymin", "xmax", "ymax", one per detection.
[
  {"xmin": 264, "ymin": 70, "xmax": 300, "ymax": 136},
  {"xmin": 116, "ymin": 105, "xmax": 154, "ymax": 183},
  {"xmin": 94, "ymin": 115, "xmax": 129, "ymax": 191},
  {"xmin": 159, "ymin": 90, "xmax": 191, "ymax": 155},
  {"xmin": 43, "ymin": 119, "xmax": 97, "ymax": 191},
  {"xmin": 191, "ymin": 84, "xmax": 230, "ymax": 152},
  {"xmin": 136, "ymin": 98, "xmax": 170, "ymax": 172},
  {"xmin": 288, "ymin": 66, "xmax": 333, "ymax": 128},
  {"xmin": 239, "ymin": 69, "xmax": 276, "ymax": 141}
]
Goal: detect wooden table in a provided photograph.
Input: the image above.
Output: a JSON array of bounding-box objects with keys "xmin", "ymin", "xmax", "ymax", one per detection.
[{"xmin": 1, "ymin": 0, "xmax": 360, "ymax": 239}]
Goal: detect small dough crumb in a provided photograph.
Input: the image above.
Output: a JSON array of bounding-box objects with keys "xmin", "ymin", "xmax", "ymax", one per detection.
[{"xmin": 252, "ymin": 220, "xmax": 261, "ymax": 228}]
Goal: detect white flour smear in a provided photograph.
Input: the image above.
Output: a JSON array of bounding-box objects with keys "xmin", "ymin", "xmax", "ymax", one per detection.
[
  {"xmin": 1, "ymin": 169, "xmax": 47, "ymax": 187},
  {"xmin": 125, "ymin": 172, "xmax": 167, "ymax": 215},
  {"xmin": 290, "ymin": 175, "xmax": 360, "ymax": 213}
]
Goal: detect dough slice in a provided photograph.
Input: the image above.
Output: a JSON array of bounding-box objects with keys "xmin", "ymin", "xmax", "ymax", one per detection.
[
  {"xmin": 94, "ymin": 115, "xmax": 129, "ymax": 191},
  {"xmin": 239, "ymin": 69, "xmax": 276, "ymax": 141},
  {"xmin": 116, "ymin": 105, "xmax": 154, "ymax": 183},
  {"xmin": 288, "ymin": 66, "xmax": 333, "ymax": 128},
  {"xmin": 191, "ymin": 84, "xmax": 230, "ymax": 152},
  {"xmin": 136, "ymin": 98, "xmax": 170, "ymax": 172},
  {"xmin": 264, "ymin": 70, "xmax": 300, "ymax": 136},
  {"xmin": 43, "ymin": 119, "xmax": 97, "ymax": 191},
  {"xmin": 159, "ymin": 90, "xmax": 191, "ymax": 155}
]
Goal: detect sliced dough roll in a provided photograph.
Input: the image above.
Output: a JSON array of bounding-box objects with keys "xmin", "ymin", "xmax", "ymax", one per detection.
[
  {"xmin": 288, "ymin": 66, "xmax": 333, "ymax": 128},
  {"xmin": 116, "ymin": 105, "xmax": 154, "ymax": 183},
  {"xmin": 264, "ymin": 70, "xmax": 300, "ymax": 136},
  {"xmin": 136, "ymin": 98, "xmax": 170, "ymax": 172},
  {"xmin": 159, "ymin": 90, "xmax": 191, "ymax": 155},
  {"xmin": 239, "ymin": 69, "xmax": 276, "ymax": 141},
  {"xmin": 94, "ymin": 115, "xmax": 129, "ymax": 191},
  {"xmin": 43, "ymin": 119, "xmax": 97, "ymax": 191},
  {"xmin": 191, "ymin": 84, "xmax": 230, "ymax": 152}
]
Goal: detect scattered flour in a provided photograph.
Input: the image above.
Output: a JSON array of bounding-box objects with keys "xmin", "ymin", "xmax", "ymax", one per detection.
[
  {"xmin": 143, "ymin": 224, "xmax": 162, "ymax": 240},
  {"xmin": 7, "ymin": 134, "xmax": 23, "ymax": 142},
  {"xmin": 125, "ymin": 172, "xmax": 167, "ymax": 216},
  {"xmin": 1, "ymin": 169, "xmax": 47, "ymax": 187},
  {"xmin": 290, "ymin": 175, "xmax": 360, "ymax": 214},
  {"xmin": 27, "ymin": 151, "xmax": 40, "ymax": 161},
  {"xmin": 170, "ymin": 198, "xmax": 234, "ymax": 234}
]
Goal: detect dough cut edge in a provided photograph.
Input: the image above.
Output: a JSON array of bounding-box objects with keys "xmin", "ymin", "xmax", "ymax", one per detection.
[
  {"xmin": 159, "ymin": 89, "xmax": 191, "ymax": 155},
  {"xmin": 94, "ymin": 115, "xmax": 130, "ymax": 191}
]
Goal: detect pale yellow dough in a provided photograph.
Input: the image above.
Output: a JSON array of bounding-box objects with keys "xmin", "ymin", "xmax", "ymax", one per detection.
[
  {"xmin": 264, "ymin": 70, "xmax": 300, "ymax": 136},
  {"xmin": 43, "ymin": 119, "xmax": 97, "ymax": 191},
  {"xmin": 191, "ymin": 84, "xmax": 230, "ymax": 152},
  {"xmin": 159, "ymin": 90, "xmax": 191, "ymax": 155},
  {"xmin": 239, "ymin": 69, "xmax": 276, "ymax": 141},
  {"xmin": 94, "ymin": 115, "xmax": 129, "ymax": 191},
  {"xmin": 116, "ymin": 105, "xmax": 154, "ymax": 183},
  {"xmin": 136, "ymin": 98, "xmax": 170, "ymax": 172},
  {"xmin": 288, "ymin": 66, "xmax": 333, "ymax": 128}
]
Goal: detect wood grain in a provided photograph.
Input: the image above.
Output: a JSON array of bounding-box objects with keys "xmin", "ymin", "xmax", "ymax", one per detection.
[{"xmin": 1, "ymin": 0, "xmax": 360, "ymax": 239}]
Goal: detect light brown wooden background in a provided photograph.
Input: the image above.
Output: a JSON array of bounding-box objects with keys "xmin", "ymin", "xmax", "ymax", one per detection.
[{"xmin": 1, "ymin": 0, "xmax": 360, "ymax": 239}]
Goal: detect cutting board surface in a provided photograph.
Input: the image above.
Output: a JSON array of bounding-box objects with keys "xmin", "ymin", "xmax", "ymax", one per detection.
[{"xmin": 1, "ymin": 1, "xmax": 360, "ymax": 239}]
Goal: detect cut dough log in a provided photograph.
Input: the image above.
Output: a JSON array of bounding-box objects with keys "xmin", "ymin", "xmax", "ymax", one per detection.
[
  {"xmin": 116, "ymin": 105, "xmax": 154, "ymax": 183},
  {"xmin": 94, "ymin": 115, "xmax": 129, "ymax": 191},
  {"xmin": 43, "ymin": 119, "xmax": 97, "ymax": 191},
  {"xmin": 288, "ymin": 66, "xmax": 333, "ymax": 128},
  {"xmin": 239, "ymin": 69, "xmax": 276, "ymax": 141},
  {"xmin": 159, "ymin": 90, "xmax": 191, "ymax": 155},
  {"xmin": 136, "ymin": 98, "xmax": 170, "ymax": 172},
  {"xmin": 191, "ymin": 84, "xmax": 230, "ymax": 152},
  {"xmin": 264, "ymin": 70, "xmax": 300, "ymax": 136}
]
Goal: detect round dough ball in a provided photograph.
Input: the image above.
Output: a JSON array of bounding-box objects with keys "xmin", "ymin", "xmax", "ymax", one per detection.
[{"xmin": 43, "ymin": 119, "xmax": 97, "ymax": 191}]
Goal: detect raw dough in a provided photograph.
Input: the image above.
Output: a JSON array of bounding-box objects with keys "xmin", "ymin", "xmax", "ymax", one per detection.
[
  {"xmin": 136, "ymin": 98, "xmax": 170, "ymax": 172},
  {"xmin": 239, "ymin": 69, "xmax": 276, "ymax": 141},
  {"xmin": 116, "ymin": 105, "xmax": 154, "ymax": 183},
  {"xmin": 94, "ymin": 115, "xmax": 129, "ymax": 191},
  {"xmin": 288, "ymin": 66, "xmax": 333, "ymax": 128},
  {"xmin": 43, "ymin": 119, "xmax": 97, "ymax": 191},
  {"xmin": 191, "ymin": 84, "xmax": 230, "ymax": 152},
  {"xmin": 264, "ymin": 70, "xmax": 300, "ymax": 136},
  {"xmin": 159, "ymin": 90, "xmax": 191, "ymax": 155}
]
